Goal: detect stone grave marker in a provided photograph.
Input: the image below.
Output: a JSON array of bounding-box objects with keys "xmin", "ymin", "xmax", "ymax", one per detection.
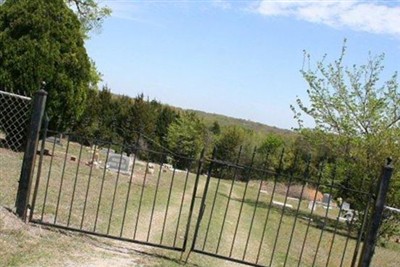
[
  {"xmin": 106, "ymin": 153, "xmax": 132, "ymax": 174},
  {"xmin": 341, "ymin": 201, "xmax": 350, "ymax": 212},
  {"xmin": 322, "ymin": 193, "xmax": 333, "ymax": 209},
  {"xmin": 46, "ymin": 135, "xmax": 63, "ymax": 146}
]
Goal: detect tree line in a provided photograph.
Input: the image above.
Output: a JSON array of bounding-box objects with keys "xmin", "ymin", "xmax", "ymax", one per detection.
[{"xmin": 71, "ymin": 87, "xmax": 290, "ymax": 168}]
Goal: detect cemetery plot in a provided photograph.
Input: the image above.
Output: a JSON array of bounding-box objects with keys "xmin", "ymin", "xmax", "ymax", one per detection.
[
  {"xmin": 27, "ymin": 135, "xmax": 384, "ymax": 267},
  {"xmin": 30, "ymin": 137, "xmax": 198, "ymax": 251}
]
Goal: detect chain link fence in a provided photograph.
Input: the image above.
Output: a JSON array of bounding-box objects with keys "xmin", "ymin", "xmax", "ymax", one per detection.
[
  {"xmin": 0, "ymin": 90, "xmax": 32, "ymax": 206},
  {"xmin": 0, "ymin": 90, "xmax": 32, "ymax": 151}
]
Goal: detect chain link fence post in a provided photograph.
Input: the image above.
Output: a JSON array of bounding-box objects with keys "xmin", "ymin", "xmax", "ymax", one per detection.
[
  {"xmin": 15, "ymin": 89, "xmax": 47, "ymax": 220},
  {"xmin": 358, "ymin": 158, "xmax": 394, "ymax": 267}
]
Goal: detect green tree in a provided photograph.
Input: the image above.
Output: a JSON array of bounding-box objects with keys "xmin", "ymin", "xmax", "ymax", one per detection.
[
  {"xmin": 215, "ymin": 126, "xmax": 246, "ymax": 162},
  {"xmin": 166, "ymin": 112, "xmax": 205, "ymax": 167},
  {"xmin": 292, "ymin": 43, "xmax": 400, "ymax": 167},
  {"xmin": 210, "ymin": 121, "xmax": 221, "ymax": 135},
  {"xmin": 66, "ymin": 0, "xmax": 111, "ymax": 34},
  {"xmin": 259, "ymin": 133, "xmax": 284, "ymax": 155},
  {"xmin": 292, "ymin": 43, "xmax": 399, "ymax": 158},
  {"xmin": 292, "ymin": 42, "xmax": 400, "ymax": 239},
  {"xmin": 155, "ymin": 105, "xmax": 179, "ymax": 146},
  {"xmin": 124, "ymin": 94, "xmax": 157, "ymax": 145},
  {"xmin": 72, "ymin": 88, "xmax": 99, "ymax": 139},
  {"xmin": 75, "ymin": 87, "xmax": 117, "ymax": 142},
  {"xmin": 0, "ymin": 0, "xmax": 92, "ymax": 131}
]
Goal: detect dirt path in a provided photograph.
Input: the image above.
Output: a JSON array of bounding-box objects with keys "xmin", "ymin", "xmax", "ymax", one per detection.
[{"xmin": 0, "ymin": 207, "xmax": 179, "ymax": 267}]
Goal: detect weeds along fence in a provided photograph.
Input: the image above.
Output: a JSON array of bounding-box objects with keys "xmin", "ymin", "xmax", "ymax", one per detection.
[{"xmin": 9, "ymin": 90, "xmax": 395, "ymax": 267}]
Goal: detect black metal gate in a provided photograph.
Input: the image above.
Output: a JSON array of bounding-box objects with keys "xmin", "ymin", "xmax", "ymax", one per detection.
[
  {"xmin": 18, "ymin": 90, "xmax": 394, "ymax": 267},
  {"xmin": 29, "ymin": 128, "xmax": 202, "ymax": 252},
  {"xmin": 188, "ymin": 148, "xmax": 385, "ymax": 267}
]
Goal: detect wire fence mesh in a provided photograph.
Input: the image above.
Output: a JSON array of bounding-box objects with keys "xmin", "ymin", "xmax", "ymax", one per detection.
[
  {"xmin": 0, "ymin": 90, "xmax": 32, "ymax": 151},
  {"xmin": 0, "ymin": 90, "xmax": 32, "ymax": 206}
]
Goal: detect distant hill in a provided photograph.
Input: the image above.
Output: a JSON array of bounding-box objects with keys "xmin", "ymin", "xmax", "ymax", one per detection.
[
  {"xmin": 187, "ymin": 109, "xmax": 293, "ymax": 136},
  {"xmin": 112, "ymin": 91, "xmax": 293, "ymax": 137}
]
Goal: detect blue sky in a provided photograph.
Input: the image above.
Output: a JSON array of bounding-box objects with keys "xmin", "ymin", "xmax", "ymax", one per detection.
[{"xmin": 86, "ymin": 0, "xmax": 400, "ymax": 130}]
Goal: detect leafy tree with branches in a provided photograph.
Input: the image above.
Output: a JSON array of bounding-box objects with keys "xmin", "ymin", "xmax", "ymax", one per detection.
[
  {"xmin": 167, "ymin": 112, "xmax": 206, "ymax": 168},
  {"xmin": 291, "ymin": 41, "xmax": 400, "ymax": 240},
  {"xmin": 66, "ymin": 0, "xmax": 111, "ymax": 34}
]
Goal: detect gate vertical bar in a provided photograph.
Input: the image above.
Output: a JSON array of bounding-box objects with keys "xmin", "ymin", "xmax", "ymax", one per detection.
[
  {"xmin": 185, "ymin": 148, "xmax": 216, "ymax": 263},
  {"xmin": 29, "ymin": 114, "xmax": 49, "ymax": 222},
  {"xmin": 15, "ymin": 88, "xmax": 47, "ymax": 220},
  {"xmin": 182, "ymin": 149, "xmax": 205, "ymax": 252},
  {"xmin": 358, "ymin": 158, "xmax": 394, "ymax": 267}
]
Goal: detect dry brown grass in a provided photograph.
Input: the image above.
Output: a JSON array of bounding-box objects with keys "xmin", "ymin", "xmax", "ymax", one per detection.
[{"xmin": 263, "ymin": 182, "xmax": 324, "ymax": 201}]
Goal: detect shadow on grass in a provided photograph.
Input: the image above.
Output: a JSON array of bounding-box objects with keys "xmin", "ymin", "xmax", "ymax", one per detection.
[{"xmin": 217, "ymin": 191, "xmax": 360, "ymax": 240}]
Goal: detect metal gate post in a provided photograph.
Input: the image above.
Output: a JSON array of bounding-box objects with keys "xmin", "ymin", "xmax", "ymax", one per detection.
[
  {"xmin": 182, "ymin": 149, "xmax": 205, "ymax": 253},
  {"xmin": 184, "ymin": 148, "xmax": 216, "ymax": 263},
  {"xmin": 358, "ymin": 158, "xmax": 394, "ymax": 267},
  {"xmin": 15, "ymin": 88, "xmax": 47, "ymax": 220}
]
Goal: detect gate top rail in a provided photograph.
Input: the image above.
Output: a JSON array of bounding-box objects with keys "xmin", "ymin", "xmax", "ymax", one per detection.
[{"xmin": 0, "ymin": 90, "xmax": 31, "ymax": 101}]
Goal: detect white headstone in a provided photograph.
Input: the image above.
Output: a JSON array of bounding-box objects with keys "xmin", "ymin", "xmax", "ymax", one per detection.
[{"xmin": 341, "ymin": 201, "xmax": 350, "ymax": 211}]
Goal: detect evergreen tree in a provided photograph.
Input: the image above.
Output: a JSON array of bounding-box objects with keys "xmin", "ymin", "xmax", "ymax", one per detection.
[
  {"xmin": 215, "ymin": 126, "xmax": 245, "ymax": 162},
  {"xmin": 155, "ymin": 106, "xmax": 178, "ymax": 146},
  {"xmin": 0, "ymin": 0, "xmax": 92, "ymax": 131},
  {"xmin": 210, "ymin": 121, "xmax": 221, "ymax": 135},
  {"xmin": 121, "ymin": 94, "xmax": 157, "ymax": 153}
]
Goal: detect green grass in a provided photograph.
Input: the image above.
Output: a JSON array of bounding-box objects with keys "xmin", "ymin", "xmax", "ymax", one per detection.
[{"xmin": 1, "ymin": 140, "xmax": 399, "ymax": 267}]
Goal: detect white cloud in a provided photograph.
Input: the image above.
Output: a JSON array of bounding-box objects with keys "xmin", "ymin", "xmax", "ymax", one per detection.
[{"xmin": 256, "ymin": 0, "xmax": 400, "ymax": 37}]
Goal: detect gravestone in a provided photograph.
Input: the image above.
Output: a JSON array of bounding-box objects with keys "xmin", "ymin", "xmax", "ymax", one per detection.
[
  {"xmin": 46, "ymin": 135, "xmax": 62, "ymax": 146},
  {"xmin": 341, "ymin": 201, "xmax": 350, "ymax": 211},
  {"xmin": 343, "ymin": 210, "xmax": 356, "ymax": 223},
  {"xmin": 322, "ymin": 193, "xmax": 332, "ymax": 204},
  {"xmin": 106, "ymin": 153, "xmax": 132, "ymax": 173},
  {"xmin": 322, "ymin": 193, "xmax": 333, "ymax": 209}
]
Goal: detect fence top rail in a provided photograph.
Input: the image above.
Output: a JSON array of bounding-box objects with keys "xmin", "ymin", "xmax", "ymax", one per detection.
[{"xmin": 0, "ymin": 90, "xmax": 31, "ymax": 101}]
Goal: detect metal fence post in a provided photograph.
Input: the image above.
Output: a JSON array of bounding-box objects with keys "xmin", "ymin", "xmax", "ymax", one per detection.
[
  {"xmin": 15, "ymin": 89, "xmax": 47, "ymax": 220},
  {"xmin": 358, "ymin": 158, "xmax": 394, "ymax": 267}
]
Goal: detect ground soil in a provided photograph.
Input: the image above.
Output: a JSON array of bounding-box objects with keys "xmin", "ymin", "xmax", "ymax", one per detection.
[{"xmin": 0, "ymin": 206, "xmax": 181, "ymax": 267}]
